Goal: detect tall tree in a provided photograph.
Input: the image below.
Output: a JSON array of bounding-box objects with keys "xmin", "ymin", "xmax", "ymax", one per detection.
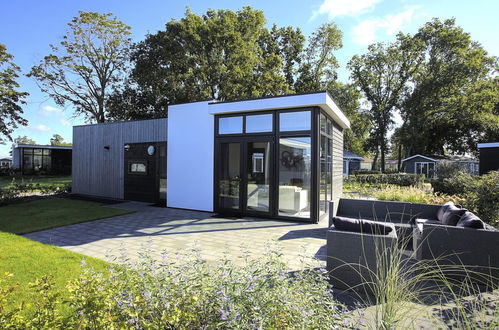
[
  {"xmin": 0, "ymin": 44, "xmax": 28, "ymax": 144},
  {"xmin": 348, "ymin": 35, "xmax": 423, "ymax": 172},
  {"xmin": 295, "ymin": 23, "xmax": 342, "ymax": 93},
  {"xmin": 28, "ymin": 11, "xmax": 132, "ymax": 123},
  {"xmin": 327, "ymin": 81, "xmax": 370, "ymax": 156},
  {"xmin": 399, "ymin": 18, "xmax": 499, "ymax": 156},
  {"xmin": 50, "ymin": 134, "xmax": 72, "ymax": 146},
  {"xmin": 14, "ymin": 135, "xmax": 36, "ymax": 145}
]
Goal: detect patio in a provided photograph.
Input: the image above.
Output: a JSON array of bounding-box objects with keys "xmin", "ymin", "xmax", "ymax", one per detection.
[{"xmin": 24, "ymin": 201, "xmax": 328, "ymax": 270}]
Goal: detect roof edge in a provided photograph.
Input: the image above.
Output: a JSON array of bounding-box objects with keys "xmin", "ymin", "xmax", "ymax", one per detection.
[
  {"xmin": 477, "ymin": 142, "xmax": 499, "ymax": 148},
  {"xmin": 401, "ymin": 154, "xmax": 437, "ymax": 162}
]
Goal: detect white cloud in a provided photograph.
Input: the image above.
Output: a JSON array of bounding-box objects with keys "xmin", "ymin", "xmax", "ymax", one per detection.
[
  {"xmin": 314, "ymin": 0, "xmax": 381, "ymax": 19},
  {"xmin": 38, "ymin": 105, "xmax": 64, "ymax": 117},
  {"xmin": 60, "ymin": 118, "xmax": 71, "ymax": 127},
  {"xmin": 28, "ymin": 124, "xmax": 52, "ymax": 132},
  {"xmin": 352, "ymin": 6, "xmax": 420, "ymax": 45}
]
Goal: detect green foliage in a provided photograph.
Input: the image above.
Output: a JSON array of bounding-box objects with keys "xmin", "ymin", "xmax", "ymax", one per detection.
[
  {"xmin": 0, "ymin": 247, "xmax": 350, "ymax": 329},
  {"xmin": 13, "ymin": 135, "xmax": 36, "ymax": 145},
  {"xmin": 348, "ymin": 35, "xmax": 423, "ymax": 172},
  {"xmin": 346, "ymin": 173, "xmax": 425, "ymax": 187},
  {"xmin": 0, "ymin": 183, "xmax": 71, "ymax": 205},
  {"xmin": 49, "ymin": 134, "xmax": 72, "ymax": 146},
  {"xmin": 0, "ymin": 44, "xmax": 29, "ymax": 144},
  {"xmin": 373, "ymin": 185, "xmax": 465, "ymax": 205},
  {"xmin": 399, "ymin": 18, "xmax": 499, "ymax": 156},
  {"xmin": 28, "ymin": 11, "xmax": 132, "ymax": 123}
]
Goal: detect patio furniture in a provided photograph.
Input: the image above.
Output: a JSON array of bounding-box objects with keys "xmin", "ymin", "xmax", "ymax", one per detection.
[
  {"xmin": 413, "ymin": 215, "xmax": 499, "ymax": 283},
  {"xmin": 326, "ymin": 217, "xmax": 398, "ymax": 293}
]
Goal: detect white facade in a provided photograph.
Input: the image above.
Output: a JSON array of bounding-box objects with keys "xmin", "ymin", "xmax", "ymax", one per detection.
[{"xmin": 167, "ymin": 92, "xmax": 350, "ymax": 212}]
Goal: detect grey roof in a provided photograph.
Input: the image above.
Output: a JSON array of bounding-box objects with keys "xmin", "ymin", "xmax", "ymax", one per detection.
[
  {"xmin": 343, "ymin": 151, "xmax": 364, "ymax": 160},
  {"xmin": 401, "ymin": 154, "xmax": 437, "ymax": 162},
  {"xmin": 13, "ymin": 144, "xmax": 72, "ymax": 150},
  {"xmin": 0, "ymin": 158, "xmax": 11, "ymax": 161}
]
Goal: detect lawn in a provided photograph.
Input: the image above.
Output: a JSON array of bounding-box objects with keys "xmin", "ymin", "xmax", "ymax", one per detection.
[
  {"xmin": 0, "ymin": 197, "xmax": 132, "ymax": 234},
  {"xmin": 0, "ymin": 231, "xmax": 109, "ymax": 315},
  {"xmin": 0, "ymin": 175, "xmax": 72, "ymax": 188}
]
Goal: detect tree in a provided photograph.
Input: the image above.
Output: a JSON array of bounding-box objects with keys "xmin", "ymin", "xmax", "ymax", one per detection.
[
  {"xmin": 295, "ymin": 23, "xmax": 342, "ymax": 93},
  {"xmin": 50, "ymin": 134, "xmax": 72, "ymax": 146},
  {"xmin": 399, "ymin": 18, "xmax": 499, "ymax": 156},
  {"xmin": 28, "ymin": 11, "xmax": 132, "ymax": 123},
  {"xmin": 348, "ymin": 36, "xmax": 423, "ymax": 172},
  {"xmin": 14, "ymin": 135, "xmax": 36, "ymax": 145},
  {"xmin": 0, "ymin": 44, "xmax": 28, "ymax": 144},
  {"xmin": 107, "ymin": 7, "xmax": 309, "ymax": 120},
  {"xmin": 327, "ymin": 81, "xmax": 370, "ymax": 156}
]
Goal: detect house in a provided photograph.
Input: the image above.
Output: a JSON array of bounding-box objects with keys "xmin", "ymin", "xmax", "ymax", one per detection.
[
  {"xmin": 0, "ymin": 157, "xmax": 12, "ymax": 169},
  {"xmin": 402, "ymin": 154, "xmax": 438, "ymax": 178},
  {"xmin": 11, "ymin": 144, "xmax": 72, "ymax": 175},
  {"xmin": 477, "ymin": 142, "xmax": 499, "ymax": 175},
  {"xmin": 402, "ymin": 154, "xmax": 479, "ymax": 178},
  {"xmin": 343, "ymin": 151, "xmax": 363, "ymax": 175},
  {"xmin": 72, "ymin": 91, "xmax": 350, "ymax": 223}
]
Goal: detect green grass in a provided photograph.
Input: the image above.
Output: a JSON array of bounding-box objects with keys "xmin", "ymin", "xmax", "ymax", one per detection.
[
  {"xmin": 0, "ymin": 175, "xmax": 71, "ymax": 188},
  {"xmin": 0, "ymin": 231, "xmax": 109, "ymax": 315},
  {"xmin": 0, "ymin": 197, "xmax": 132, "ymax": 234}
]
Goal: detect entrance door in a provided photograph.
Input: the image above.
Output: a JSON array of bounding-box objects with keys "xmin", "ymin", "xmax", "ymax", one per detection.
[
  {"xmin": 124, "ymin": 142, "xmax": 166, "ymax": 203},
  {"xmin": 216, "ymin": 137, "xmax": 273, "ymax": 216}
]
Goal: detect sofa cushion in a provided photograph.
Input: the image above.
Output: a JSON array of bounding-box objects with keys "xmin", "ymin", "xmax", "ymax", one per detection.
[
  {"xmin": 436, "ymin": 201, "xmax": 454, "ymax": 222},
  {"xmin": 441, "ymin": 204, "xmax": 467, "ymax": 226},
  {"xmin": 332, "ymin": 216, "xmax": 393, "ymax": 235},
  {"xmin": 456, "ymin": 211, "xmax": 485, "ymax": 229}
]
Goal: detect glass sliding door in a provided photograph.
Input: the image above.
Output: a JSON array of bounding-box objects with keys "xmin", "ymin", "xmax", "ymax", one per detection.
[
  {"xmin": 218, "ymin": 142, "xmax": 242, "ymax": 211},
  {"xmin": 246, "ymin": 141, "xmax": 271, "ymax": 213},
  {"xmin": 278, "ymin": 137, "xmax": 312, "ymax": 218}
]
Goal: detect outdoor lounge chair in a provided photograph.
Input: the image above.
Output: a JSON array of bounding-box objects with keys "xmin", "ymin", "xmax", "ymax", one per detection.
[{"xmin": 326, "ymin": 218, "xmax": 398, "ymax": 293}]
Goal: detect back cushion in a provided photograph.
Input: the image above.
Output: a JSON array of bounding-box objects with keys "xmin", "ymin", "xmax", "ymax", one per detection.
[
  {"xmin": 456, "ymin": 211, "xmax": 485, "ymax": 229},
  {"xmin": 332, "ymin": 216, "xmax": 393, "ymax": 235},
  {"xmin": 441, "ymin": 204, "xmax": 467, "ymax": 226},
  {"xmin": 436, "ymin": 201, "xmax": 454, "ymax": 222}
]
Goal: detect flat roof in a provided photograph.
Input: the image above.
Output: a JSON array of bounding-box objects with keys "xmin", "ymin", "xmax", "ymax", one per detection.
[
  {"xmin": 206, "ymin": 91, "xmax": 351, "ymax": 129},
  {"xmin": 477, "ymin": 142, "xmax": 499, "ymax": 149},
  {"xmin": 73, "ymin": 117, "xmax": 167, "ymax": 128},
  {"xmin": 13, "ymin": 144, "xmax": 72, "ymax": 150}
]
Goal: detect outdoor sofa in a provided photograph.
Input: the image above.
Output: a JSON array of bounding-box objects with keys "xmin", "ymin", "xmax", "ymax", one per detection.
[
  {"xmin": 326, "ymin": 217, "xmax": 398, "ymax": 293},
  {"xmin": 327, "ymin": 199, "xmax": 499, "ymax": 287}
]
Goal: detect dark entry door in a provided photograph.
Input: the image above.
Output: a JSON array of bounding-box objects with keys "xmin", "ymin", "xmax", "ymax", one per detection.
[
  {"xmin": 124, "ymin": 142, "xmax": 165, "ymax": 203},
  {"xmin": 216, "ymin": 137, "xmax": 273, "ymax": 217}
]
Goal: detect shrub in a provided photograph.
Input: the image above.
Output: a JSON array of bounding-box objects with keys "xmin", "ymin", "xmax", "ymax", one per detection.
[
  {"xmin": 431, "ymin": 171, "xmax": 474, "ymax": 196},
  {"xmin": 374, "ymin": 186, "xmax": 465, "ymax": 205},
  {"xmin": 347, "ymin": 173, "xmax": 425, "ymax": 187},
  {"xmin": 0, "ymin": 183, "xmax": 70, "ymax": 205},
  {"xmin": 0, "ymin": 246, "xmax": 351, "ymax": 329},
  {"xmin": 465, "ymin": 171, "xmax": 499, "ymax": 226}
]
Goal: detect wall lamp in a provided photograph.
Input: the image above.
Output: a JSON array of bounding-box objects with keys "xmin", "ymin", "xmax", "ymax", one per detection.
[
  {"xmin": 104, "ymin": 145, "xmax": 110, "ymax": 150},
  {"xmin": 124, "ymin": 144, "xmax": 130, "ymax": 151}
]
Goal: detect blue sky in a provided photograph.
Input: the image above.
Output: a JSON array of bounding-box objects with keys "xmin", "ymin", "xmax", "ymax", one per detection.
[{"xmin": 1, "ymin": 0, "xmax": 498, "ymax": 158}]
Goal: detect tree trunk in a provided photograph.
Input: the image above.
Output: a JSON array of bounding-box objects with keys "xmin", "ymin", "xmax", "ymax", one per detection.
[
  {"xmin": 397, "ymin": 144, "xmax": 402, "ymax": 172},
  {"xmin": 380, "ymin": 140, "xmax": 386, "ymax": 173},
  {"xmin": 371, "ymin": 149, "xmax": 379, "ymax": 171}
]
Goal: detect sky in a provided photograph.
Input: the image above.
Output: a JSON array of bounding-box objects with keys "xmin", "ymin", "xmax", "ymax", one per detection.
[{"xmin": 1, "ymin": 0, "xmax": 498, "ymax": 158}]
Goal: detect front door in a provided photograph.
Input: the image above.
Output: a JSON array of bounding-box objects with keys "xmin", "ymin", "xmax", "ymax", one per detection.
[
  {"xmin": 124, "ymin": 142, "xmax": 165, "ymax": 203},
  {"xmin": 216, "ymin": 137, "xmax": 273, "ymax": 217}
]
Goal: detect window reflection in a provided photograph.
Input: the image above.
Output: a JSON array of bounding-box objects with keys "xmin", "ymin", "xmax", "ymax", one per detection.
[{"xmin": 278, "ymin": 137, "xmax": 311, "ymax": 218}]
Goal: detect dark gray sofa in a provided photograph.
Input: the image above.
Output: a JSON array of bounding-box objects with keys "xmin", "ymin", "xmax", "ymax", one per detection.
[
  {"xmin": 413, "ymin": 220, "xmax": 499, "ymax": 282},
  {"xmin": 326, "ymin": 222, "xmax": 398, "ymax": 293},
  {"xmin": 331, "ymin": 198, "xmax": 441, "ymax": 244}
]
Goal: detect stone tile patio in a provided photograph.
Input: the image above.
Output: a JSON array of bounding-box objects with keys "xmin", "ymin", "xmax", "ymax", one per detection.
[{"xmin": 24, "ymin": 201, "xmax": 328, "ymax": 270}]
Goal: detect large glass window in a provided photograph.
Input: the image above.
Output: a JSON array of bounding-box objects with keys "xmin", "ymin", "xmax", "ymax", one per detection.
[
  {"xmin": 219, "ymin": 116, "xmax": 243, "ymax": 134},
  {"xmin": 22, "ymin": 148, "xmax": 51, "ymax": 172},
  {"xmin": 278, "ymin": 137, "xmax": 311, "ymax": 218},
  {"xmin": 246, "ymin": 114, "xmax": 272, "ymax": 133},
  {"xmin": 279, "ymin": 111, "xmax": 311, "ymax": 131},
  {"xmin": 247, "ymin": 142, "xmax": 270, "ymax": 213}
]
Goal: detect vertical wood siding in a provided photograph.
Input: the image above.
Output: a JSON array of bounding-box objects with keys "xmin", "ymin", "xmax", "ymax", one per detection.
[
  {"xmin": 72, "ymin": 118, "xmax": 167, "ymax": 199},
  {"xmin": 331, "ymin": 121, "xmax": 344, "ymax": 215}
]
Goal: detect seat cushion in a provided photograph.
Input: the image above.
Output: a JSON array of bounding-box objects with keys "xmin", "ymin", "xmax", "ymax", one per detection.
[
  {"xmin": 436, "ymin": 201, "xmax": 454, "ymax": 222},
  {"xmin": 441, "ymin": 204, "xmax": 467, "ymax": 226},
  {"xmin": 332, "ymin": 216, "xmax": 393, "ymax": 235},
  {"xmin": 456, "ymin": 211, "xmax": 485, "ymax": 229}
]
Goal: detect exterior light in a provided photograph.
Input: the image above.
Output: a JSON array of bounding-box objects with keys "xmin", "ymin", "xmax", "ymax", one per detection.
[{"xmin": 124, "ymin": 144, "xmax": 130, "ymax": 151}]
